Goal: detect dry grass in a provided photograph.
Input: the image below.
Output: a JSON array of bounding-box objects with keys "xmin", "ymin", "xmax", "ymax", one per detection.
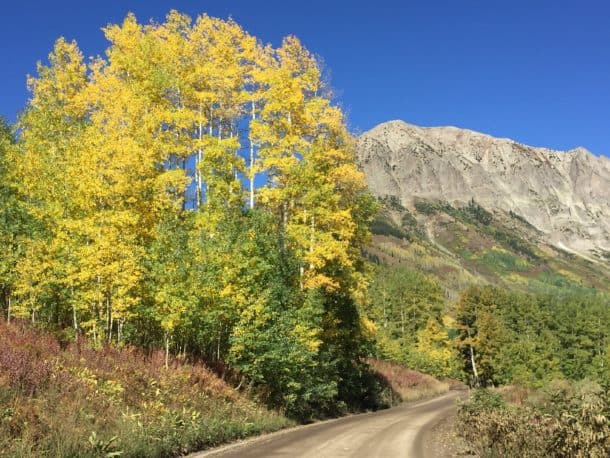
[
  {"xmin": 495, "ymin": 384, "xmax": 537, "ymax": 405},
  {"xmin": 457, "ymin": 383, "xmax": 610, "ymax": 457},
  {"xmin": 367, "ymin": 358, "xmax": 450, "ymax": 402}
]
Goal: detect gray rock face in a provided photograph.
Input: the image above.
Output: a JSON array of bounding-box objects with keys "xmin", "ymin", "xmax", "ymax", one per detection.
[{"xmin": 357, "ymin": 120, "xmax": 610, "ymax": 261}]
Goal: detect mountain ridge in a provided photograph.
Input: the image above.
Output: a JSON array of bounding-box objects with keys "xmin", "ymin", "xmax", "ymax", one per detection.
[
  {"xmin": 357, "ymin": 120, "xmax": 610, "ymax": 264},
  {"xmin": 365, "ymin": 120, "xmax": 608, "ymax": 157}
]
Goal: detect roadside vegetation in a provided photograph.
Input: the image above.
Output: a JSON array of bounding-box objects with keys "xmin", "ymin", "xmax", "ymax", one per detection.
[
  {"xmin": 0, "ymin": 319, "xmax": 292, "ymax": 457},
  {"xmin": 367, "ymin": 359, "xmax": 451, "ymax": 402},
  {"xmin": 0, "ymin": 318, "xmax": 454, "ymax": 457},
  {"xmin": 457, "ymin": 382, "xmax": 610, "ymax": 457}
]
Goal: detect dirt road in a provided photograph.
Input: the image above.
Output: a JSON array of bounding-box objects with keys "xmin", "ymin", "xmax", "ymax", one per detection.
[{"xmin": 191, "ymin": 391, "xmax": 464, "ymax": 458}]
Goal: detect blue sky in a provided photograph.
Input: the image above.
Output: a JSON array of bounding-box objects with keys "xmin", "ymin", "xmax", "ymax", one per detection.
[{"xmin": 2, "ymin": 1, "xmax": 610, "ymax": 156}]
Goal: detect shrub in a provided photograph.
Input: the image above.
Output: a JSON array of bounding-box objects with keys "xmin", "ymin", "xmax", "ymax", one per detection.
[
  {"xmin": 0, "ymin": 321, "xmax": 58, "ymax": 394},
  {"xmin": 464, "ymin": 198, "xmax": 493, "ymax": 225},
  {"xmin": 457, "ymin": 382, "xmax": 610, "ymax": 457}
]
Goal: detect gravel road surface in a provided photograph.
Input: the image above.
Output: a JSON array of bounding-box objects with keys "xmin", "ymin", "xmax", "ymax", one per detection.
[{"xmin": 190, "ymin": 391, "xmax": 464, "ymax": 458}]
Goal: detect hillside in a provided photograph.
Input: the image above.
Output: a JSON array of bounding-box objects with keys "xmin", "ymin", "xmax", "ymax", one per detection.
[
  {"xmin": 358, "ymin": 120, "xmax": 610, "ymax": 264},
  {"xmin": 0, "ymin": 320, "xmax": 292, "ymax": 457},
  {"xmin": 366, "ymin": 195, "xmax": 608, "ymax": 300}
]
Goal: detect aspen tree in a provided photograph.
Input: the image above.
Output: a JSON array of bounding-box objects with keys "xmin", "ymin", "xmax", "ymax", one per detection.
[
  {"xmin": 41, "ymin": 14, "xmax": 185, "ymax": 341},
  {"xmin": 11, "ymin": 11, "xmax": 377, "ymax": 412},
  {"xmin": 190, "ymin": 15, "xmax": 249, "ymax": 215},
  {"xmin": 253, "ymin": 36, "xmax": 374, "ymax": 296},
  {"xmin": 13, "ymin": 38, "xmax": 88, "ymax": 326},
  {"xmin": 0, "ymin": 118, "xmax": 24, "ymax": 322}
]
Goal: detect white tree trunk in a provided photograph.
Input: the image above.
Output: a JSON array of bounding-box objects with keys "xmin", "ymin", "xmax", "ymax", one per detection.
[
  {"xmin": 73, "ymin": 302, "xmax": 78, "ymax": 331},
  {"xmin": 106, "ymin": 295, "xmax": 111, "ymax": 342},
  {"xmin": 469, "ymin": 345, "xmax": 480, "ymax": 386},
  {"xmin": 197, "ymin": 106, "xmax": 203, "ymax": 208},
  {"xmin": 165, "ymin": 332, "xmax": 170, "ymax": 369}
]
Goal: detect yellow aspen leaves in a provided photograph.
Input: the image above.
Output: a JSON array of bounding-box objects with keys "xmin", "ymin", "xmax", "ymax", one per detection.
[{"xmin": 12, "ymin": 10, "xmax": 374, "ymax": 349}]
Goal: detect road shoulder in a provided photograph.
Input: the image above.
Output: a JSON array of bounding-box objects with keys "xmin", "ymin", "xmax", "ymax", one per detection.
[{"xmin": 418, "ymin": 395, "xmax": 472, "ymax": 457}]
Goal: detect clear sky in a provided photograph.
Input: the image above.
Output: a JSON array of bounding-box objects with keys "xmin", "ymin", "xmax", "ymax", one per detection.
[{"xmin": 2, "ymin": 0, "xmax": 610, "ymax": 156}]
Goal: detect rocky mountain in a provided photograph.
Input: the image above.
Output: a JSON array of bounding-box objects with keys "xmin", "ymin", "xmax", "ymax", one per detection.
[{"xmin": 357, "ymin": 120, "xmax": 610, "ymax": 264}]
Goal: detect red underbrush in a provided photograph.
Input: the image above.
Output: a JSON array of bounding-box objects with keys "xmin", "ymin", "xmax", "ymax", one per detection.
[
  {"xmin": 0, "ymin": 319, "xmax": 291, "ymax": 458},
  {"xmin": 366, "ymin": 358, "xmax": 451, "ymax": 403}
]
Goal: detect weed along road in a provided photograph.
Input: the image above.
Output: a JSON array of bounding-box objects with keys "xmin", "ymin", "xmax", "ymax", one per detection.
[{"xmin": 191, "ymin": 391, "xmax": 464, "ymax": 458}]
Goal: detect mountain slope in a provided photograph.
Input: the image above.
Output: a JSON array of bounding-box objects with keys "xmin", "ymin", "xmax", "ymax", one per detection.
[
  {"xmin": 357, "ymin": 120, "xmax": 610, "ymax": 263},
  {"xmin": 366, "ymin": 197, "xmax": 608, "ymax": 299}
]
